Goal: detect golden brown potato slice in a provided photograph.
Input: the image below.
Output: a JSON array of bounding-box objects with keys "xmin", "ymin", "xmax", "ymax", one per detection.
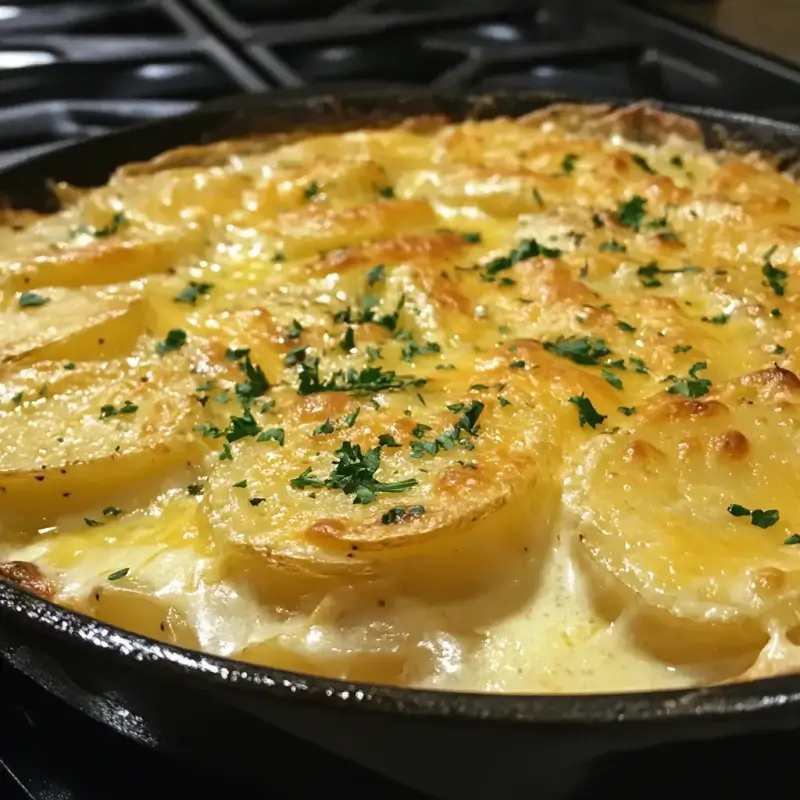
[
  {"xmin": 0, "ymin": 354, "xmax": 203, "ymax": 531},
  {"xmin": 0, "ymin": 224, "xmax": 205, "ymax": 291},
  {"xmin": 205, "ymin": 361, "xmax": 560, "ymax": 606},
  {"xmin": 261, "ymin": 199, "xmax": 437, "ymax": 259},
  {"xmin": 0, "ymin": 285, "xmax": 144, "ymax": 364},
  {"xmin": 570, "ymin": 364, "xmax": 800, "ymax": 665}
]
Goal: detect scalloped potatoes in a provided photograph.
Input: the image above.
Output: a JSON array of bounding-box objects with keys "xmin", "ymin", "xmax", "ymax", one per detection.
[{"xmin": 1, "ymin": 102, "xmax": 799, "ymax": 693}]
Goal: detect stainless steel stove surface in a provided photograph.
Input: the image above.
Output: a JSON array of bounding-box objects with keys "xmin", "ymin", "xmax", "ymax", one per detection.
[{"xmin": 1, "ymin": 1, "xmax": 800, "ymax": 798}]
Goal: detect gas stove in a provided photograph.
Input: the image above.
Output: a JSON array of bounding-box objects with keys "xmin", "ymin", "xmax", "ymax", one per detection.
[{"xmin": 2, "ymin": 2, "xmax": 800, "ymax": 798}]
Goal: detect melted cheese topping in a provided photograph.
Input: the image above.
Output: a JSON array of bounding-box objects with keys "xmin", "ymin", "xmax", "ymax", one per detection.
[{"xmin": 2, "ymin": 101, "xmax": 800, "ymax": 693}]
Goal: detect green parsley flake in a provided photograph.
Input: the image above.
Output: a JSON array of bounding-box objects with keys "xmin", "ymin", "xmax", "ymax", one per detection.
[
  {"xmin": 156, "ymin": 329, "xmax": 187, "ymax": 356},
  {"xmin": 107, "ymin": 567, "xmax": 129, "ymax": 581},
  {"xmin": 561, "ymin": 153, "xmax": 579, "ymax": 175},
  {"xmin": 187, "ymin": 484, "xmax": 204, "ymax": 496},
  {"xmin": 366, "ymin": 264, "xmax": 386, "ymax": 286},
  {"xmin": 313, "ymin": 419, "xmax": 335, "ymax": 436},
  {"xmin": 378, "ymin": 186, "xmax": 395, "ymax": 199},
  {"xmin": 462, "ymin": 232, "xmax": 482, "ymax": 243},
  {"xmin": 727, "ymin": 504, "xmax": 780, "ymax": 529},
  {"xmin": 543, "ymin": 335, "xmax": 611, "ymax": 366},
  {"xmin": 18, "ymin": 291, "xmax": 49, "ymax": 308},
  {"xmin": 568, "ymin": 394, "xmax": 607, "ymax": 429},
  {"xmin": 666, "ymin": 361, "xmax": 711, "ymax": 398},
  {"xmin": 701, "ymin": 313, "xmax": 729, "ymax": 325},
  {"xmin": 481, "ymin": 238, "xmax": 562, "ymax": 283},
  {"xmin": 102, "ymin": 506, "xmax": 122, "ymax": 516},
  {"xmin": 303, "ymin": 181, "xmax": 322, "ymax": 201},
  {"xmin": 631, "ymin": 154, "xmax": 655, "ymax": 174},
  {"xmin": 290, "ymin": 439, "xmax": 418, "ymax": 504},
  {"xmin": 617, "ymin": 196, "xmax": 647, "ymax": 231},
  {"xmin": 339, "ymin": 327, "xmax": 356, "ymax": 353},
  {"xmin": 762, "ymin": 246, "xmax": 787, "ymax": 296},
  {"xmin": 257, "ymin": 427, "xmax": 285, "ymax": 446},
  {"xmin": 617, "ymin": 320, "xmax": 636, "ymax": 333},
  {"xmin": 381, "ymin": 505, "xmax": 425, "ymax": 525},
  {"xmin": 601, "ymin": 369, "xmax": 623, "ymax": 389},
  {"xmin": 600, "ymin": 240, "xmax": 626, "ymax": 253},
  {"xmin": 618, "ymin": 406, "xmax": 636, "ymax": 416},
  {"xmin": 285, "ymin": 319, "xmax": 303, "ymax": 339},
  {"xmin": 233, "ymin": 480, "xmax": 248, "ymax": 488},
  {"xmin": 174, "ymin": 282, "xmax": 213, "ymax": 304}
]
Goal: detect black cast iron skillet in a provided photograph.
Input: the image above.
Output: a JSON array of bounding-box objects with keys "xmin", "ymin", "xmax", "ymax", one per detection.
[{"xmin": 2, "ymin": 86, "xmax": 800, "ymax": 799}]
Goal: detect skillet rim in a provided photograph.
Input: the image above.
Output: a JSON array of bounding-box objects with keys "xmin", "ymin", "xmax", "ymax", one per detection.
[{"xmin": 2, "ymin": 84, "xmax": 800, "ymax": 725}]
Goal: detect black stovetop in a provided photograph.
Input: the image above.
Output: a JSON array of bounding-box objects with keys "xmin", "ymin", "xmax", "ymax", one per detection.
[{"xmin": 2, "ymin": 2, "xmax": 800, "ymax": 798}]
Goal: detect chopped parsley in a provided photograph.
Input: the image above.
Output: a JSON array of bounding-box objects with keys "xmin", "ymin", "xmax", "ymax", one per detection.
[
  {"xmin": 235, "ymin": 355, "xmax": 270, "ymax": 406},
  {"xmin": 284, "ymin": 345, "xmax": 307, "ymax": 367},
  {"xmin": 187, "ymin": 484, "xmax": 204, "ymax": 496},
  {"xmin": 377, "ymin": 186, "xmax": 395, "ymax": 199},
  {"xmin": 102, "ymin": 506, "xmax": 121, "ymax": 516},
  {"xmin": 673, "ymin": 344, "xmax": 693, "ymax": 353},
  {"xmin": 727, "ymin": 504, "xmax": 779, "ymax": 529},
  {"xmin": 785, "ymin": 533, "xmax": 800, "ymax": 545},
  {"xmin": 481, "ymin": 238, "xmax": 562, "ymax": 283},
  {"xmin": 290, "ymin": 439, "xmax": 418, "ymax": 504},
  {"xmin": 561, "ymin": 153, "xmax": 579, "ymax": 175},
  {"xmin": 601, "ymin": 369, "xmax": 623, "ymax": 390},
  {"xmin": 344, "ymin": 408, "xmax": 360, "ymax": 427},
  {"xmin": 285, "ymin": 319, "xmax": 303, "ymax": 339},
  {"xmin": 568, "ymin": 394, "xmax": 606, "ymax": 429},
  {"xmin": 617, "ymin": 320, "xmax": 636, "ymax": 333},
  {"xmin": 18, "ymin": 291, "xmax": 49, "ymax": 308},
  {"xmin": 84, "ymin": 518, "xmax": 103, "ymax": 528},
  {"xmin": 401, "ymin": 338, "xmax": 441, "ymax": 362},
  {"xmin": 462, "ymin": 232, "xmax": 482, "ymax": 243},
  {"xmin": 339, "ymin": 327, "xmax": 356, "ymax": 352},
  {"xmin": 630, "ymin": 154, "xmax": 655, "ymax": 174},
  {"xmin": 762, "ymin": 246, "xmax": 787, "ymax": 297},
  {"xmin": 617, "ymin": 196, "xmax": 647, "ymax": 231},
  {"xmin": 670, "ymin": 155, "xmax": 684, "ymax": 168},
  {"xmin": 89, "ymin": 211, "xmax": 127, "ymax": 238},
  {"xmin": 313, "ymin": 418, "xmax": 335, "ymax": 436},
  {"xmin": 225, "ymin": 347, "xmax": 250, "ymax": 361},
  {"xmin": 618, "ymin": 406, "xmax": 636, "ymax": 416},
  {"xmin": 257, "ymin": 427, "xmax": 285, "ymax": 446},
  {"xmin": 409, "ymin": 401, "xmax": 484, "ymax": 459},
  {"xmin": 666, "ymin": 361, "xmax": 711, "ymax": 398},
  {"xmin": 366, "ymin": 264, "xmax": 385, "ymax": 286},
  {"xmin": 333, "ymin": 294, "xmax": 405, "ymax": 332},
  {"xmin": 156, "ymin": 328, "xmax": 187, "ymax": 356},
  {"xmin": 226, "ymin": 409, "xmax": 260, "ymax": 442},
  {"xmin": 219, "ymin": 443, "xmax": 233, "ymax": 461},
  {"xmin": 233, "ymin": 480, "xmax": 248, "ymax": 488},
  {"xmin": 543, "ymin": 335, "xmax": 611, "ymax": 366},
  {"xmin": 63, "ymin": 362, "xmax": 76, "ymax": 370},
  {"xmin": 303, "ymin": 181, "xmax": 322, "ymax": 201},
  {"xmin": 637, "ymin": 262, "xmax": 700, "ymax": 288},
  {"xmin": 533, "ymin": 188, "xmax": 544, "ymax": 208},
  {"xmin": 174, "ymin": 282, "xmax": 213, "ymax": 304},
  {"xmin": 701, "ymin": 313, "xmax": 729, "ymax": 325},
  {"xmin": 99, "ymin": 401, "xmax": 138, "ymax": 419},
  {"xmin": 297, "ymin": 359, "xmax": 425, "ymax": 397},
  {"xmin": 600, "ymin": 240, "xmax": 626, "ymax": 253},
  {"xmin": 381, "ymin": 505, "xmax": 425, "ymax": 525},
  {"xmin": 249, "ymin": 497, "xmax": 266, "ymax": 506},
  {"xmin": 107, "ymin": 567, "xmax": 129, "ymax": 581}
]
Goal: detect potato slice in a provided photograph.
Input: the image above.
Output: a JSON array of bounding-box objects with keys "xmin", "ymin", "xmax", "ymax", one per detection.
[
  {"xmin": 260, "ymin": 199, "xmax": 437, "ymax": 259},
  {"xmin": 0, "ymin": 225, "xmax": 205, "ymax": 291},
  {"xmin": 0, "ymin": 354, "xmax": 203, "ymax": 531},
  {"xmin": 570, "ymin": 364, "xmax": 800, "ymax": 664},
  {"xmin": 206, "ymin": 362, "xmax": 559, "ymax": 606},
  {"xmin": 0, "ymin": 285, "xmax": 144, "ymax": 364}
]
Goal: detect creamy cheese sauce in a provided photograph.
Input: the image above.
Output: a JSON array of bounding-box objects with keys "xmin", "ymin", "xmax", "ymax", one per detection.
[{"xmin": 1, "ymin": 103, "xmax": 800, "ymax": 693}]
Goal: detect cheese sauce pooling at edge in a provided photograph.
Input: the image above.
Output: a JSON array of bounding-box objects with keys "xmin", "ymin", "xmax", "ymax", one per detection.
[{"xmin": 2, "ymin": 102, "xmax": 800, "ymax": 693}]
